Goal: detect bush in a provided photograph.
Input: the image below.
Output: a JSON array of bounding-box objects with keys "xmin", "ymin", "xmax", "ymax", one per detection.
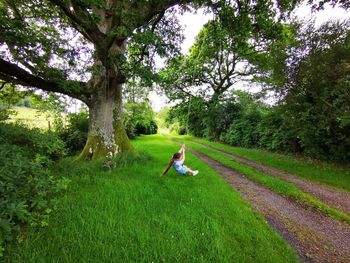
[
  {"xmin": 125, "ymin": 121, "xmax": 137, "ymax": 139},
  {"xmin": 0, "ymin": 123, "xmax": 66, "ymax": 165},
  {"xmin": 0, "ymin": 103, "xmax": 15, "ymax": 121},
  {"xmin": 124, "ymin": 102, "xmax": 158, "ymax": 138},
  {"xmin": 57, "ymin": 112, "xmax": 88, "ymax": 155},
  {"xmin": 178, "ymin": 127, "xmax": 187, "ymax": 135},
  {"xmin": 0, "ymin": 123, "xmax": 69, "ymax": 257},
  {"xmin": 134, "ymin": 121, "xmax": 158, "ymax": 135},
  {"xmin": 220, "ymin": 111, "xmax": 262, "ymax": 148}
]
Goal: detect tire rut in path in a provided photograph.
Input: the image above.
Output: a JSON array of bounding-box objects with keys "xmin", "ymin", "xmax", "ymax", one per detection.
[
  {"xmin": 185, "ymin": 139, "xmax": 350, "ymax": 217},
  {"xmin": 179, "ymin": 143, "xmax": 350, "ymax": 263}
]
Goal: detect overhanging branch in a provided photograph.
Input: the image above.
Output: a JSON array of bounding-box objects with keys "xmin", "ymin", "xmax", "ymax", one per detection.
[{"xmin": 0, "ymin": 58, "xmax": 89, "ymax": 102}]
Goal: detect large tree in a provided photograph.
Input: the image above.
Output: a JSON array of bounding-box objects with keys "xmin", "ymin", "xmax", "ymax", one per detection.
[
  {"xmin": 160, "ymin": 2, "xmax": 295, "ymax": 138},
  {"xmin": 0, "ymin": 0, "xmax": 300, "ymax": 160}
]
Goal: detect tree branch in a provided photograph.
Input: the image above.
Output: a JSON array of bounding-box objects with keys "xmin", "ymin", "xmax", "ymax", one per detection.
[
  {"xmin": 0, "ymin": 58, "xmax": 89, "ymax": 102},
  {"xmin": 141, "ymin": 0, "xmax": 182, "ymax": 26},
  {"xmin": 133, "ymin": 10, "xmax": 166, "ymax": 65},
  {"xmin": 0, "ymin": 81, "xmax": 8, "ymax": 91},
  {"xmin": 48, "ymin": 0, "xmax": 105, "ymax": 44}
]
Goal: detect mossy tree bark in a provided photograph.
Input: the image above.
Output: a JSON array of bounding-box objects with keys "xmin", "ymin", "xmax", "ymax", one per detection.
[{"xmin": 77, "ymin": 57, "xmax": 133, "ymax": 161}]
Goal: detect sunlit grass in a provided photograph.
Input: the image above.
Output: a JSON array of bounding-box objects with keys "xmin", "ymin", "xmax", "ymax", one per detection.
[
  {"xmin": 5, "ymin": 135, "xmax": 299, "ymax": 263},
  {"xmin": 6, "ymin": 106, "xmax": 66, "ymax": 129}
]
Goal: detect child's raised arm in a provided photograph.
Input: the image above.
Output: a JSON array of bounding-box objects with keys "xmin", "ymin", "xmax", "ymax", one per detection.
[{"xmin": 179, "ymin": 144, "xmax": 185, "ymax": 154}]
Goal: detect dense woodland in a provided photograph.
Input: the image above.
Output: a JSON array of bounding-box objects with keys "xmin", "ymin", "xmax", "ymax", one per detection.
[{"xmin": 0, "ymin": 0, "xmax": 349, "ymax": 258}]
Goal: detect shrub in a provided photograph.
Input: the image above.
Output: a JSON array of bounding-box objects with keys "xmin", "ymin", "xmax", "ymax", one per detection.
[
  {"xmin": 134, "ymin": 121, "xmax": 158, "ymax": 135},
  {"xmin": 220, "ymin": 111, "xmax": 262, "ymax": 148},
  {"xmin": 124, "ymin": 102, "xmax": 158, "ymax": 138},
  {"xmin": 0, "ymin": 123, "xmax": 69, "ymax": 257},
  {"xmin": 125, "ymin": 121, "xmax": 137, "ymax": 139},
  {"xmin": 0, "ymin": 103, "xmax": 15, "ymax": 121},
  {"xmin": 0, "ymin": 123, "xmax": 66, "ymax": 165},
  {"xmin": 57, "ymin": 111, "xmax": 88, "ymax": 155}
]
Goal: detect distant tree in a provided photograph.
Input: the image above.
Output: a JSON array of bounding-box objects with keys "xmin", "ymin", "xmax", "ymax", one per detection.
[{"xmin": 161, "ymin": 9, "xmax": 295, "ymax": 138}]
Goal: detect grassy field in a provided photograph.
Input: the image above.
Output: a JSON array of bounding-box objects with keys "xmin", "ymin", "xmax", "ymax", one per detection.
[
  {"xmin": 183, "ymin": 136, "xmax": 350, "ymax": 192},
  {"xmin": 5, "ymin": 135, "xmax": 300, "ymax": 263},
  {"xmin": 174, "ymin": 137, "xmax": 350, "ymax": 224},
  {"xmin": 7, "ymin": 107, "xmax": 64, "ymax": 129}
]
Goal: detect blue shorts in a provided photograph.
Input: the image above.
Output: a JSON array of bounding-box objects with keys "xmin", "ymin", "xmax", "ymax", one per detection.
[{"xmin": 177, "ymin": 166, "xmax": 188, "ymax": 175}]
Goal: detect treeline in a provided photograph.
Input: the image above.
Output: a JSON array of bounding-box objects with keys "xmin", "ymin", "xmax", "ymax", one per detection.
[
  {"xmin": 167, "ymin": 89, "xmax": 348, "ymax": 163},
  {"xmin": 165, "ymin": 21, "xmax": 350, "ymax": 164}
]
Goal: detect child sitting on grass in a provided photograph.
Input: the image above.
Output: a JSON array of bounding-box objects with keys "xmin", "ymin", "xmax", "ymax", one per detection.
[{"xmin": 161, "ymin": 144, "xmax": 199, "ymax": 176}]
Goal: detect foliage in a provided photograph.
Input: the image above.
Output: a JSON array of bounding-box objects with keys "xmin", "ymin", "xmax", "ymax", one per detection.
[
  {"xmin": 0, "ymin": 83, "xmax": 26, "ymax": 106},
  {"xmin": 220, "ymin": 110, "xmax": 262, "ymax": 148},
  {"xmin": 56, "ymin": 111, "xmax": 89, "ymax": 155},
  {"xmin": 154, "ymin": 107, "xmax": 170, "ymax": 131},
  {"xmin": 167, "ymin": 97, "xmax": 207, "ymax": 136},
  {"xmin": 15, "ymin": 97, "xmax": 33, "ymax": 108},
  {"xmin": 159, "ymin": 12, "xmax": 296, "ymax": 138},
  {"xmin": 0, "ymin": 123, "xmax": 69, "ymax": 256},
  {"xmin": 0, "ymin": 123, "xmax": 66, "ymax": 164},
  {"xmin": 0, "ymin": 103, "xmax": 15, "ymax": 121},
  {"xmin": 308, "ymin": 0, "xmax": 350, "ymax": 10},
  {"xmin": 0, "ymin": 0, "xmax": 305, "ymax": 159},
  {"xmin": 166, "ymin": 19, "xmax": 350, "ymax": 164},
  {"xmin": 124, "ymin": 101, "xmax": 158, "ymax": 139},
  {"xmin": 270, "ymin": 20, "xmax": 350, "ymax": 162}
]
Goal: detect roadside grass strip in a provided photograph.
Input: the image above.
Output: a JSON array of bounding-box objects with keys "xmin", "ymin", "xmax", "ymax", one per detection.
[
  {"xmin": 4, "ymin": 135, "xmax": 300, "ymax": 263},
  {"xmin": 174, "ymin": 138, "xmax": 350, "ymax": 225},
  {"xmin": 183, "ymin": 136, "xmax": 350, "ymax": 192}
]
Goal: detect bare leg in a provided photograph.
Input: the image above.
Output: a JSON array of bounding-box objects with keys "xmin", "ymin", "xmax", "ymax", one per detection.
[{"xmin": 184, "ymin": 165, "xmax": 195, "ymax": 175}]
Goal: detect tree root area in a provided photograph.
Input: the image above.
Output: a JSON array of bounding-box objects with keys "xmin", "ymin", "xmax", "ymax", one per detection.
[{"xmin": 179, "ymin": 143, "xmax": 350, "ymax": 263}]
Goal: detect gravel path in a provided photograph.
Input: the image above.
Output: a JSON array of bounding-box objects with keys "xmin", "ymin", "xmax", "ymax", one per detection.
[
  {"xmin": 186, "ymin": 139, "xmax": 350, "ymax": 217},
  {"xmin": 175, "ymin": 142, "xmax": 350, "ymax": 263}
]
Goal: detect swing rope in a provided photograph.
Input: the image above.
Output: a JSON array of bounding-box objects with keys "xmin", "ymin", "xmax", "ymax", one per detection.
[{"xmin": 186, "ymin": 10, "xmax": 205, "ymax": 135}]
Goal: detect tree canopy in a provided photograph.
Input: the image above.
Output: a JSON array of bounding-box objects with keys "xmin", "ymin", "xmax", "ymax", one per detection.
[{"xmin": 0, "ymin": 0, "xmax": 305, "ymax": 159}]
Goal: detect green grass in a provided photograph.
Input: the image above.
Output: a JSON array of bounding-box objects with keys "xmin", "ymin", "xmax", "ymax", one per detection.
[
  {"xmin": 183, "ymin": 136, "xmax": 350, "ymax": 192},
  {"xmin": 6, "ymin": 106, "xmax": 65, "ymax": 129},
  {"xmin": 4, "ymin": 135, "xmax": 300, "ymax": 263},
  {"xmin": 174, "ymin": 137, "xmax": 350, "ymax": 225}
]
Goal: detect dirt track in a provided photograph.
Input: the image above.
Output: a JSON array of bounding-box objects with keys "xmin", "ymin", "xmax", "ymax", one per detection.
[
  {"xmin": 187, "ymin": 139, "xmax": 350, "ymax": 217},
  {"xmin": 174, "ymin": 141, "xmax": 350, "ymax": 263}
]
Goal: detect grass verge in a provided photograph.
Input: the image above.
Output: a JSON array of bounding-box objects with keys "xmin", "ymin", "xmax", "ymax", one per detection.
[
  {"xmin": 4, "ymin": 135, "xmax": 300, "ymax": 263},
  {"xmin": 183, "ymin": 136, "xmax": 350, "ymax": 192},
  {"xmin": 174, "ymin": 137, "xmax": 350, "ymax": 225}
]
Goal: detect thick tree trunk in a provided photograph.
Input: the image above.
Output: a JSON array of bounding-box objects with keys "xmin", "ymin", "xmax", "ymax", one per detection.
[{"xmin": 76, "ymin": 68, "xmax": 133, "ymax": 161}]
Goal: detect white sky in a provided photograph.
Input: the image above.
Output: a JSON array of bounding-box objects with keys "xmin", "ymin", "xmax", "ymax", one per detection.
[{"xmin": 149, "ymin": 2, "xmax": 350, "ymax": 112}]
